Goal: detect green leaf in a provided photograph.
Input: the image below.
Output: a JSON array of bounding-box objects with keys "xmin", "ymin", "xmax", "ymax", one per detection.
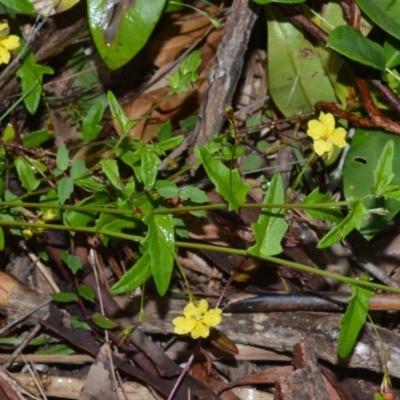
[
  {"xmin": 0, "ymin": 224, "xmax": 4, "ymax": 251},
  {"xmin": 87, "ymin": 0, "xmax": 166, "ymax": 70},
  {"xmin": 64, "ymin": 192, "xmax": 109, "ymax": 227},
  {"xmin": 57, "ymin": 176, "xmax": 74, "ymax": 205},
  {"xmin": 373, "ymin": 140, "xmax": 394, "ymax": 196},
  {"xmin": 157, "ymin": 120, "xmax": 173, "ymax": 142},
  {"xmin": 253, "ymin": 0, "xmax": 305, "ymax": 3},
  {"xmin": 0, "ymin": 0, "xmax": 35, "ymax": 13},
  {"xmin": 168, "ymin": 50, "xmax": 202, "ymax": 93},
  {"xmin": 248, "ymin": 173, "xmax": 288, "ymax": 257},
  {"xmin": 91, "ymin": 313, "xmax": 119, "ymax": 329},
  {"xmin": 195, "ymin": 146, "xmax": 249, "ymax": 211},
  {"xmin": 101, "ymin": 159, "xmax": 124, "ymax": 191},
  {"xmin": 16, "ymin": 51, "xmax": 53, "ymax": 114},
  {"xmin": 143, "ymin": 213, "xmax": 175, "ymax": 296},
  {"xmin": 384, "ymin": 36, "xmax": 400, "ymax": 69},
  {"xmin": 243, "ymin": 153, "xmax": 262, "ymax": 172},
  {"xmin": 317, "ymin": 202, "xmax": 367, "ymax": 248},
  {"xmin": 107, "ymin": 91, "xmax": 129, "ymax": 132},
  {"xmin": 266, "ymin": 5, "xmax": 336, "ymax": 117},
  {"xmin": 155, "ymin": 180, "xmax": 179, "ymax": 199},
  {"xmin": 60, "ymin": 250, "xmax": 83, "ymax": 274},
  {"xmin": 343, "ymin": 128, "xmax": 400, "ymax": 239},
  {"xmin": 156, "ymin": 135, "xmax": 184, "ymax": 152},
  {"xmin": 77, "ymin": 285, "xmax": 96, "ymax": 302},
  {"xmin": 110, "ymin": 249, "xmax": 151, "ymax": 295},
  {"xmin": 139, "ymin": 145, "xmax": 160, "ymax": 190},
  {"xmin": 51, "ymin": 292, "xmax": 78, "ymax": 303},
  {"xmin": 355, "ymin": 0, "xmax": 400, "ymax": 41},
  {"xmin": 70, "ymin": 315, "xmax": 90, "ymax": 330},
  {"xmin": 338, "ymin": 277, "xmax": 374, "ymax": 358},
  {"xmin": 303, "ymin": 188, "xmax": 343, "ymax": 223},
  {"xmin": 328, "ymin": 25, "xmax": 386, "ymax": 71},
  {"xmin": 179, "ymin": 187, "xmax": 210, "ymax": 204},
  {"xmin": 71, "ymin": 159, "xmax": 106, "ymax": 192},
  {"xmin": 80, "ymin": 102, "xmax": 104, "ymax": 141},
  {"xmin": 15, "ymin": 156, "xmax": 40, "ymax": 192},
  {"xmin": 56, "ymin": 143, "xmax": 69, "ymax": 171},
  {"xmin": 22, "ymin": 129, "xmax": 52, "ymax": 148},
  {"xmin": 37, "ymin": 344, "xmax": 76, "ymax": 355}
]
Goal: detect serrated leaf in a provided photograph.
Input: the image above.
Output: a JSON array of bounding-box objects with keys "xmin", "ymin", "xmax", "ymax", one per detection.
[
  {"xmin": 15, "ymin": 156, "xmax": 40, "ymax": 192},
  {"xmin": 88, "ymin": 0, "xmax": 165, "ymax": 70},
  {"xmin": 60, "ymin": 251, "xmax": 83, "ymax": 274},
  {"xmin": 195, "ymin": 146, "xmax": 249, "ymax": 211},
  {"xmin": 155, "ymin": 180, "xmax": 179, "ymax": 199},
  {"xmin": 57, "ymin": 177, "xmax": 74, "ymax": 205},
  {"xmin": 80, "ymin": 102, "xmax": 104, "ymax": 141},
  {"xmin": 77, "ymin": 285, "xmax": 96, "ymax": 302},
  {"xmin": 248, "ymin": 173, "xmax": 288, "ymax": 257},
  {"xmin": 328, "ymin": 25, "xmax": 386, "ymax": 71},
  {"xmin": 373, "ymin": 140, "xmax": 394, "ymax": 196},
  {"xmin": 101, "ymin": 159, "xmax": 124, "ymax": 191},
  {"xmin": 56, "ymin": 143, "xmax": 69, "ymax": 171},
  {"xmin": 16, "ymin": 51, "xmax": 53, "ymax": 114},
  {"xmin": 355, "ymin": 0, "xmax": 400, "ymax": 41},
  {"xmin": 179, "ymin": 187, "xmax": 209, "ymax": 203},
  {"xmin": 91, "ymin": 313, "xmax": 119, "ymax": 329},
  {"xmin": 338, "ymin": 277, "xmax": 374, "ymax": 358},
  {"xmin": 303, "ymin": 188, "xmax": 343, "ymax": 223},
  {"xmin": 110, "ymin": 249, "xmax": 151, "ymax": 295},
  {"xmin": 318, "ymin": 202, "xmax": 367, "ymax": 248},
  {"xmin": 51, "ymin": 292, "xmax": 78, "ymax": 303},
  {"xmin": 143, "ymin": 213, "xmax": 175, "ymax": 296}
]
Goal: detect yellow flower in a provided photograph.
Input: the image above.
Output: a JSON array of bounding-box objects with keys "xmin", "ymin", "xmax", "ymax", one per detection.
[
  {"xmin": 0, "ymin": 22, "xmax": 20, "ymax": 65},
  {"xmin": 172, "ymin": 299, "xmax": 222, "ymax": 339},
  {"xmin": 307, "ymin": 112, "xmax": 347, "ymax": 158}
]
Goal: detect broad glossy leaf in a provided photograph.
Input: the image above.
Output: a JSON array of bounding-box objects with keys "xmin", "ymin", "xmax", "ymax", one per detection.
[
  {"xmin": 110, "ymin": 249, "xmax": 151, "ymax": 294},
  {"xmin": 338, "ymin": 277, "xmax": 374, "ymax": 358},
  {"xmin": 343, "ymin": 129, "xmax": 400, "ymax": 239},
  {"xmin": 87, "ymin": 0, "xmax": 165, "ymax": 70},
  {"xmin": 317, "ymin": 202, "xmax": 367, "ymax": 248},
  {"xmin": 248, "ymin": 173, "xmax": 288, "ymax": 257},
  {"xmin": 356, "ymin": 0, "xmax": 400, "ymax": 41},
  {"xmin": 143, "ymin": 213, "xmax": 174, "ymax": 296},
  {"xmin": 195, "ymin": 146, "xmax": 249, "ymax": 211},
  {"xmin": 0, "ymin": 0, "xmax": 35, "ymax": 13},
  {"xmin": 328, "ymin": 25, "xmax": 386, "ymax": 71},
  {"xmin": 266, "ymin": 5, "xmax": 336, "ymax": 117}
]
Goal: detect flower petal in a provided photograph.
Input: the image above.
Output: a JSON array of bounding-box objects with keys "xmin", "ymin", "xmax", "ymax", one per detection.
[
  {"xmin": 313, "ymin": 138, "xmax": 333, "ymax": 156},
  {"xmin": 331, "ymin": 127, "xmax": 347, "ymax": 148},
  {"xmin": 1, "ymin": 35, "xmax": 20, "ymax": 50},
  {"xmin": 202, "ymin": 309, "xmax": 222, "ymax": 327},
  {"xmin": 172, "ymin": 316, "xmax": 196, "ymax": 335},
  {"xmin": 0, "ymin": 23, "xmax": 9, "ymax": 33},
  {"xmin": 183, "ymin": 302, "xmax": 198, "ymax": 318},
  {"xmin": 319, "ymin": 112, "xmax": 335, "ymax": 132},
  {"xmin": 197, "ymin": 299, "xmax": 209, "ymax": 315},
  {"xmin": 191, "ymin": 321, "xmax": 209, "ymax": 339},
  {"xmin": 0, "ymin": 46, "xmax": 10, "ymax": 65},
  {"xmin": 307, "ymin": 120, "xmax": 325, "ymax": 140}
]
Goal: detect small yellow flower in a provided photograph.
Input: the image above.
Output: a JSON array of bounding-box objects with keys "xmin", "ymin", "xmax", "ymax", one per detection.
[
  {"xmin": 0, "ymin": 22, "xmax": 20, "ymax": 65},
  {"xmin": 172, "ymin": 299, "xmax": 222, "ymax": 339},
  {"xmin": 307, "ymin": 112, "xmax": 347, "ymax": 158}
]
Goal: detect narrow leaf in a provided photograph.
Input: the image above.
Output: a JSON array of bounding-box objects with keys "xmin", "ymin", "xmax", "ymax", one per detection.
[
  {"xmin": 92, "ymin": 313, "xmax": 119, "ymax": 329},
  {"xmin": 195, "ymin": 146, "xmax": 249, "ymax": 211},
  {"xmin": 373, "ymin": 140, "xmax": 394, "ymax": 196},
  {"xmin": 338, "ymin": 277, "xmax": 374, "ymax": 358},
  {"xmin": 51, "ymin": 292, "xmax": 78, "ymax": 303},
  {"xmin": 248, "ymin": 173, "xmax": 288, "ymax": 257},
  {"xmin": 56, "ymin": 143, "xmax": 69, "ymax": 171},
  {"xmin": 143, "ymin": 213, "xmax": 175, "ymax": 296},
  {"xmin": 318, "ymin": 202, "xmax": 367, "ymax": 248},
  {"xmin": 110, "ymin": 250, "xmax": 151, "ymax": 295}
]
